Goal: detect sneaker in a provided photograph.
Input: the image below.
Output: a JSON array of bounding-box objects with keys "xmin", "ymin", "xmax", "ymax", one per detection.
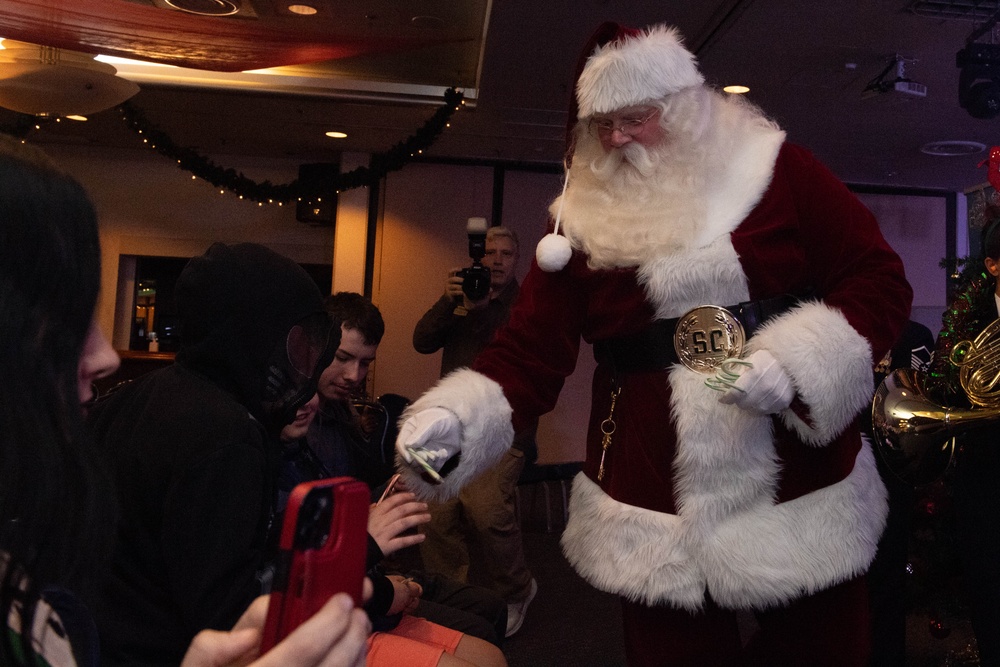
[{"xmin": 505, "ymin": 578, "xmax": 538, "ymax": 637}]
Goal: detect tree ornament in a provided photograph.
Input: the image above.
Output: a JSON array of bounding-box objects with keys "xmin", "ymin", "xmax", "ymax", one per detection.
[
  {"xmin": 925, "ymin": 273, "xmax": 995, "ymax": 404},
  {"xmin": 928, "ymin": 616, "xmax": 951, "ymax": 639},
  {"xmin": 979, "ymin": 145, "xmax": 1000, "ymax": 192}
]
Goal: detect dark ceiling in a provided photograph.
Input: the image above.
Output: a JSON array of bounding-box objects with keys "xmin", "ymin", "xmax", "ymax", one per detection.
[{"xmin": 2, "ymin": 0, "xmax": 1000, "ymax": 191}]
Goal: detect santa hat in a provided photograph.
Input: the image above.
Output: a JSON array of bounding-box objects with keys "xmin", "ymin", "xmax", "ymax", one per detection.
[
  {"xmin": 576, "ymin": 24, "xmax": 704, "ymax": 119},
  {"xmin": 536, "ymin": 23, "xmax": 705, "ymax": 273}
]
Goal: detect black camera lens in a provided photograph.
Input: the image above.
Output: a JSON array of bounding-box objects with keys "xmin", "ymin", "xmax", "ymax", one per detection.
[{"xmin": 460, "ymin": 263, "xmax": 491, "ymax": 301}]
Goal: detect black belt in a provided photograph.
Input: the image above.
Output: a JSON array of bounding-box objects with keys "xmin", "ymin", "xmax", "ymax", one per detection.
[{"xmin": 594, "ymin": 294, "xmax": 803, "ymax": 372}]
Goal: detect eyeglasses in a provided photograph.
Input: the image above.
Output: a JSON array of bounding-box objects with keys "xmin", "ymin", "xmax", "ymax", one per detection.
[{"xmin": 587, "ymin": 108, "xmax": 659, "ymax": 139}]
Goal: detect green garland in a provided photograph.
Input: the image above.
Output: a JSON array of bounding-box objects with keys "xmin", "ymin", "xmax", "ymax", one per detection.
[
  {"xmin": 0, "ymin": 88, "xmax": 465, "ymax": 205},
  {"xmin": 119, "ymin": 87, "xmax": 465, "ymax": 204},
  {"xmin": 925, "ymin": 259, "xmax": 994, "ymax": 404}
]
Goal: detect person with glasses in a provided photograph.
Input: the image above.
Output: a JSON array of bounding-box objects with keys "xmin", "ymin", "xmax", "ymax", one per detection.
[
  {"xmin": 394, "ymin": 22, "xmax": 912, "ymax": 667},
  {"xmin": 586, "ymin": 107, "xmax": 660, "ymax": 140}
]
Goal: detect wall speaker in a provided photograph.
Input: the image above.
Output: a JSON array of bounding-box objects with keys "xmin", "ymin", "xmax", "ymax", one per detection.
[
  {"xmin": 296, "ymin": 162, "xmax": 338, "ymax": 225},
  {"xmin": 958, "ymin": 43, "xmax": 1000, "ymax": 119}
]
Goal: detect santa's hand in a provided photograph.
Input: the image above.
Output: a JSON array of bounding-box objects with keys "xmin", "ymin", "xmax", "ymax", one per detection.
[
  {"xmin": 395, "ymin": 407, "xmax": 462, "ymax": 483},
  {"xmin": 707, "ymin": 349, "xmax": 794, "ymax": 414}
]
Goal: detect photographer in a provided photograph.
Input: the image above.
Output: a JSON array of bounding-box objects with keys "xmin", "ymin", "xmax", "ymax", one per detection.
[
  {"xmin": 414, "ymin": 222, "xmax": 516, "ymax": 371},
  {"xmin": 411, "ymin": 225, "xmax": 538, "ymax": 638}
]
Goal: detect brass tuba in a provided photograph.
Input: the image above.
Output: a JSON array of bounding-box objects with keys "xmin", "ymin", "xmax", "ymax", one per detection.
[{"xmin": 871, "ymin": 318, "xmax": 1000, "ymax": 486}]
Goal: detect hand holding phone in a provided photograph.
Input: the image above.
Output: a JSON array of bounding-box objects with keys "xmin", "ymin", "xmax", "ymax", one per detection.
[
  {"xmin": 376, "ymin": 473, "xmax": 403, "ymax": 505},
  {"xmin": 366, "ymin": 489, "xmax": 430, "ymax": 558},
  {"xmin": 260, "ymin": 477, "xmax": 370, "ymax": 653}
]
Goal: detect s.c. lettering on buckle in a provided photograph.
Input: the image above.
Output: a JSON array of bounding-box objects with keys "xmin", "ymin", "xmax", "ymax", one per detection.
[{"xmin": 672, "ymin": 305, "xmax": 745, "ymax": 374}]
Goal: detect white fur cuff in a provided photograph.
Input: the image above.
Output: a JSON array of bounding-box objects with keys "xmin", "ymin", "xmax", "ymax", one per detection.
[
  {"xmin": 750, "ymin": 301, "xmax": 873, "ymax": 445},
  {"xmin": 395, "ymin": 368, "xmax": 514, "ymax": 502}
]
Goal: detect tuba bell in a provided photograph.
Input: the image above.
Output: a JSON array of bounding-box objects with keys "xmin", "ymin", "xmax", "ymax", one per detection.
[{"xmin": 871, "ymin": 319, "xmax": 1000, "ymax": 486}]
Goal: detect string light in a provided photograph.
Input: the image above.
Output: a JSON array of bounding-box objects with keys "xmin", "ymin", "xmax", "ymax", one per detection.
[
  {"xmin": 0, "ymin": 88, "xmax": 466, "ymax": 207},
  {"xmin": 114, "ymin": 88, "xmax": 466, "ymax": 206}
]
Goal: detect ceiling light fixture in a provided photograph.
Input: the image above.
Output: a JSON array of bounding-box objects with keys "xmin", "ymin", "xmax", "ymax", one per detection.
[
  {"xmin": 287, "ymin": 4, "xmax": 318, "ymax": 15},
  {"xmin": 163, "ymin": 0, "xmax": 240, "ymax": 16},
  {"xmin": 0, "ymin": 40, "xmax": 139, "ymax": 117},
  {"xmin": 723, "ymin": 85, "xmax": 750, "ymax": 94},
  {"xmin": 325, "ymin": 130, "xmax": 348, "ymax": 138},
  {"xmin": 919, "ymin": 140, "xmax": 986, "ymax": 157}
]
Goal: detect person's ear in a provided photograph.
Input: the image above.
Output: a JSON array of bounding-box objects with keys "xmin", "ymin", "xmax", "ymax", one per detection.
[{"xmin": 985, "ymin": 256, "xmax": 1000, "ymax": 277}]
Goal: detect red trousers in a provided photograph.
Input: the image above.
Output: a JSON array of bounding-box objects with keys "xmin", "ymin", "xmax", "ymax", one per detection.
[{"xmin": 621, "ymin": 576, "xmax": 871, "ymax": 667}]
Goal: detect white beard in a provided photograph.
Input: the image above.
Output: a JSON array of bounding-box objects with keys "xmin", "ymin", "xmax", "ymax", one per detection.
[{"xmin": 552, "ymin": 87, "xmax": 771, "ymax": 271}]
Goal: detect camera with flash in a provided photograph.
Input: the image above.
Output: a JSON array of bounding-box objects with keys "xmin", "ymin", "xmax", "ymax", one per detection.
[{"xmin": 457, "ymin": 217, "xmax": 491, "ymax": 301}]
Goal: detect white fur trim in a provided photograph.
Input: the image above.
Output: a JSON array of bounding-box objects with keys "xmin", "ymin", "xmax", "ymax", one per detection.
[
  {"xmin": 695, "ymin": 100, "xmax": 785, "ymax": 247},
  {"xmin": 561, "ymin": 445, "xmax": 886, "ymax": 610},
  {"xmin": 638, "ymin": 236, "xmax": 749, "ymax": 319},
  {"xmin": 535, "ymin": 233, "xmax": 572, "ymax": 272},
  {"xmin": 577, "ymin": 25, "xmax": 704, "ymax": 118},
  {"xmin": 750, "ymin": 301, "xmax": 874, "ymax": 445},
  {"xmin": 703, "ymin": 442, "xmax": 886, "ymax": 608},
  {"xmin": 395, "ymin": 368, "xmax": 513, "ymax": 502},
  {"xmin": 561, "ymin": 473, "xmax": 705, "ymax": 610}
]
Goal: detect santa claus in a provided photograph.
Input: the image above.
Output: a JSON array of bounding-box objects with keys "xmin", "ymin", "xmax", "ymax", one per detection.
[{"xmin": 396, "ymin": 22, "xmax": 912, "ymax": 666}]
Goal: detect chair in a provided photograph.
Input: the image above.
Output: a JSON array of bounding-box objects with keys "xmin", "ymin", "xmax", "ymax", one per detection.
[{"xmin": 515, "ymin": 461, "xmax": 583, "ymax": 533}]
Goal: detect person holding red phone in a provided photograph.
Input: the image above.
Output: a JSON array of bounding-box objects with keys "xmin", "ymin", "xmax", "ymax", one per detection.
[
  {"xmin": 0, "ymin": 136, "xmax": 371, "ymax": 667},
  {"xmin": 87, "ymin": 241, "xmax": 346, "ymax": 665},
  {"xmin": 303, "ymin": 293, "xmax": 509, "ymax": 647},
  {"xmin": 275, "ymin": 296, "xmax": 508, "ymax": 667}
]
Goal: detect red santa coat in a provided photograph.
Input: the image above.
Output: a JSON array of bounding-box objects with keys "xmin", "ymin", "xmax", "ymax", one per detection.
[{"xmin": 398, "ymin": 141, "xmax": 912, "ymax": 612}]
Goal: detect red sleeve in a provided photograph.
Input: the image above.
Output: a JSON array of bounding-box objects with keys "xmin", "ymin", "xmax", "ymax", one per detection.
[{"xmin": 472, "ymin": 252, "xmax": 590, "ymax": 433}]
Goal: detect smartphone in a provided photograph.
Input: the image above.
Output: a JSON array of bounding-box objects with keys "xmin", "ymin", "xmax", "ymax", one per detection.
[
  {"xmin": 260, "ymin": 477, "xmax": 369, "ymax": 652},
  {"xmin": 376, "ymin": 473, "xmax": 402, "ymax": 505}
]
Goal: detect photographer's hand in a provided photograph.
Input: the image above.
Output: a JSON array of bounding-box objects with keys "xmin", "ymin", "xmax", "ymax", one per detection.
[
  {"xmin": 463, "ymin": 292, "xmax": 490, "ymax": 311},
  {"xmin": 445, "ymin": 269, "xmax": 464, "ymax": 301}
]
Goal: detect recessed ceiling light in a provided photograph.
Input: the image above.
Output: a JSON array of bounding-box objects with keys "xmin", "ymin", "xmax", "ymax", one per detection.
[
  {"xmin": 64, "ymin": 115, "xmax": 88, "ymax": 121},
  {"xmin": 287, "ymin": 4, "xmax": 318, "ymax": 15},
  {"xmin": 920, "ymin": 140, "xmax": 986, "ymax": 156},
  {"xmin": 723, "ymin": 85, "xmax": 750, "ymax": 95},
  {"xmin": 325, "ymin": 131, "xmax": 347, "ymax": 139}
]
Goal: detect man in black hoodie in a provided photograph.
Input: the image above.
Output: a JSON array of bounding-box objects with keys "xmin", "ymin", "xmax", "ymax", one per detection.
[{"xmin": 88, "ymin": 243, "xmax": 339, "ymax": 666}]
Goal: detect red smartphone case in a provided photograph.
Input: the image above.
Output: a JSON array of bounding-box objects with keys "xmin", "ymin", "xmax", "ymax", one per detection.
[{"xmin": 260, "ymin": 477, "xmax": 370, "ymax": 652}]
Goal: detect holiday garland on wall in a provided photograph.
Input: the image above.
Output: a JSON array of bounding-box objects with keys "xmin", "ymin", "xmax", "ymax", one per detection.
[{"xmin": 0, "ymin": 87, "xmax": 465, "ymax": 205}]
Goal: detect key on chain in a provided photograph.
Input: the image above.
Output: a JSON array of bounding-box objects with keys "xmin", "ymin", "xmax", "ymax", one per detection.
[{"xmin": 597, "ymin": 384, "xmax": 621, "ymax": 481}]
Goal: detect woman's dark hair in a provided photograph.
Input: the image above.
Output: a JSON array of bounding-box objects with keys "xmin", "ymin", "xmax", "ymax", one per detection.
[{"xmin": 0, "ymin": 136, "xmax": 115, "ymax": 662}]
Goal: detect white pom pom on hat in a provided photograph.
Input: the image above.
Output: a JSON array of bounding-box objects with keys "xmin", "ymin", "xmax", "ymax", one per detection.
[
  {"xmin": 535, "ymin": 162, "xmax": 574, "ymax": 273},
  {"xmin": 575, "ymin": 24, "xmax": 704, "ymax": 119}
]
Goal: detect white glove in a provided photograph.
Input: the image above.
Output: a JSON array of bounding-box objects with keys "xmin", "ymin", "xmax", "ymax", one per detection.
[
  {"xmin": 395, "ymin": 407, "xmax": 462, "ymax": 481},
  {"xmin": 710, "ymin": 349, "xmax": 794, "ymax": 415}
]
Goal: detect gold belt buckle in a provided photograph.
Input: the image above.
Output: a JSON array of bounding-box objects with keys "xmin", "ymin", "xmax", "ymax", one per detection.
[{"xmin": 672, "ymin": 305, "xmax": 745, "ymax": 374}]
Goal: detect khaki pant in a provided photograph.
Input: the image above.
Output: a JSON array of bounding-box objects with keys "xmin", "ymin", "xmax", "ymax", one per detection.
[{"xmin": 418, "ymin": 448, "xmax": 533, "ymax": 603}]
